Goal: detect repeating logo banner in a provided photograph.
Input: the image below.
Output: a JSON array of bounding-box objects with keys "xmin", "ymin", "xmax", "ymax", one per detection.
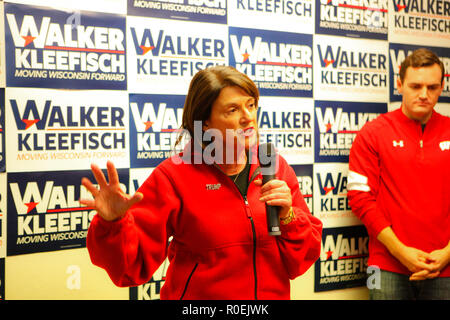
[
  {"xmin": 229, "ymin": 27, "xmax": 313, "ymax": 97},
  {"xmin": 4, "ymin": 3, "xmax": 127, "ymax": 89},
  {"xmin": 6, "ymin": 88, "xmax": 129, "ymax": 173},
  {"xmin": 313, "ymin": 162, "xmax": 362, "ymax": 227},
  {"xmin": 435, "ymin": 104, "xmax": 450, "ymax": 117},
  {"xmin": 228, "ymin": 0, "xmax": 314, "ymax": 33},
  {"xmin": 314, "ymin": 100, "xmax": 387, "ymax": 162},
  {"xmin": 0, "ymin": 173, "xmax": 6, "ymax": 258},
  {"xmin": 258, "ymin": 97, "xmax": 314, "ymax": 164},
  {"xmin": 130, "ymin": 94, "xmax": 184, "ymax": 168},
  {"xmin": 314, "ymin": 35, "xmax": 388, "ymax": 102},
  {"xmin": 0, "ymin": 258, "xmax": 4, "ymax": 300},
  {"xmin": 129, "ymin": 167, "xmax": 154, "ymax": 192},
  {"xmin": 315, "ymin": 0, "xmax": 388, "ymax": 39},
  {"xmin": 314, "ymin": 225, "xmax": 369, "ymax": 292},
  {"xmin": 127, "ymin": 0, "xmax": 227, "ymax": 24},
  {"xmin": 0, "ymin": 2, "xmax": 5, "ymax": 87},
  {"xmin": 292, "ymin": 164, "xmax": 313, "ymax": 214},
  {"xmin": 7, "ymin": 169, "xmax": 128, "ymax": 256},
  {"xmin": 389, "ymin": 0, "xmax": 450, "ymax": 46},
  {"xmin": 389, "ymin": 43, "xmax": 450, "ymax": 103},
  {"xmin": 0, "ymin": 89, "xmax": 4, "ymax": 172},
  {"xmin": 127, "ymin": 16, "xmax": 227, "ymax": 94}
]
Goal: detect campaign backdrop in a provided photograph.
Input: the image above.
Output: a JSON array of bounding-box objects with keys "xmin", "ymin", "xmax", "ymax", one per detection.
[
  {"xmin": 0, "ymin": 257, "xmax": 4, "ymax": 300},
  {"xmin": 5, "ymin": 3, "xmax": 127, "ymax": 89},
  {"xmin": 0, "ymin": 89, "xmax": 4, "ymax": 172},
  {"xmin": 0, "ymin": 0, "xmax": 449, "ymax": 299},
  {"xmin": 315, "ymin": 225, "xmax": 369, "ymax": 292}
]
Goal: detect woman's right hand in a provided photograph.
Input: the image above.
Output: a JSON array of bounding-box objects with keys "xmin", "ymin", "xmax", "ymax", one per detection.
[{"xmin": 80, "ymin": 161, "xmax": 143, "ymax": 222}]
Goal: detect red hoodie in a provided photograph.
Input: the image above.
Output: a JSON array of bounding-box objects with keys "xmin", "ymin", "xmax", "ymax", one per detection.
[
  {"xmin": 87, "ymin": 146, "xmax": 322, "ymax": 299},
  {"xmin": 348, "ymin": 108, "xmax": 450, "ymax": 277}
]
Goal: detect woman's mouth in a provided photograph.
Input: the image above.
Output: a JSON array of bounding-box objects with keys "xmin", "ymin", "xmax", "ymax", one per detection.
[{"xmin": 242, "ymin": 127, "xmax": 255, "ymax": 137}]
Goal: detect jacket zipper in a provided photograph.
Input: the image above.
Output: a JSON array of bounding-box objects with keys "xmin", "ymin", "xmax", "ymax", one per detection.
[
  {"xmin": 219, "ymin": 164, "xmax": 260, "ymax": 300},
  {"xmin": 244, "ymin": 196, "xmax": 258, "ymax": 300},
  {"xmin": 419, "ymin": 124, "xmax": 424, "ymax": 161},
  {"xmin": 180, "ymin": 262, "xmax": 198, "ymax": 300}
]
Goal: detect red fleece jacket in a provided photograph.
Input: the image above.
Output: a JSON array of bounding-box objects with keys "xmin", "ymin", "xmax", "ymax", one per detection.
[{"xmin": 87, "ymin": 146, "xmax": 323, "ymax": 299}]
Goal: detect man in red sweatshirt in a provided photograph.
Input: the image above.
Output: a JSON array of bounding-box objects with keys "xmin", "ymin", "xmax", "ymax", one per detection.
[{"xmin": 348, "ymin": 48, "xmax": 450, "ymax": 299}]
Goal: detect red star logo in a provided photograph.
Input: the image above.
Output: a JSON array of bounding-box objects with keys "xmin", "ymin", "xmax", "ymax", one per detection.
[
  {"xmin": 324, "ymin": 59, "xmax": 334, "ymax": 68},
  {"xmin": 242, "ymin": 52, "xmax": 250, "ymax": 62},
  {"xmin": 22, "ymin": 119, "xmax": 40, "ymax": 130},
  {"xmin": 25, "ymin": 202, "xmax": 39, "ymax": 213},
  {"xmin": 22, "ymin": 35, "xmax": 36, "ymax": 47},
  {"xmin": 325, "ymin": 122, "xmax": 332, "ymax": 133},
  {"xmin": 323, "ymin": 187, "xmax": 335, "ymax": 195},
  {"xmin": 326, "ymin": 250, "xmax": 333, "ymax": 260},
  {"xmin": 139, "ymin": 45, "xmax": 154, "ymax": 55},
  {"xmin": 397, "ymin": 4, "xmax": 406, "ymax": 11},
  {"xmin": 144, "ymin": 121, "xmax": 154, "ymax": 131}
]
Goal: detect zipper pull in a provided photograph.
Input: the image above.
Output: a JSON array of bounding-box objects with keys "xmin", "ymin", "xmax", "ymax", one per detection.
[
  {"xmin": 420, "ymin": 140, "xmax": 423, "ymax": 148},
  {"xmin": 244, "ymin": 196, "xmax": 252, "ymax": 218}
]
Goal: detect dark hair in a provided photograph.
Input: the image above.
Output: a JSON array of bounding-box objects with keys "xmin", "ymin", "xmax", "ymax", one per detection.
[
  {"xmin": 175, "ymin": 66, "xmax": 259, "ymax": 148},
  {"xmin": 399, "ymin": 48, "xmax": 445, "ymax": 84}
]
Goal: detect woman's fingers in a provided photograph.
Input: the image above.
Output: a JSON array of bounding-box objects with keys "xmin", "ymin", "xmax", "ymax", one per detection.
[
  {"xmin": 91, "ymin": 163, "xmax": 108, "ymax": 188},
  {"xmin": 259, "ymin": 179, "xmax": 285, "ymax": 193},
  {"xmin": 257, "ymin": 179, "xmax": 292, "ymax": 211},
  {"xmin": 82, "ymin": 162, "xmax": 119, "ymax": 197},
  {"xmin": 79, "ymin": 198, "xmax": 95, "ymax": 208},
  {"xmin": 80, "ymin": 177, "xmax": 98, "ymax": 208},
  {"xmin": 129, "ymin": 192, "xmax": 144, "ymax": 207},
  {"xmin": 81, "ymin": 177, "xmax": 99, "ymax": 197},
  {"xmin": 106, "ymin": 160, "xmax": 120, "ymax": 186},
  {"xmin": 80, "ymin": 162, "xmax": 143, "ymax": 221},
  {"xmin": 259, "ymin": 181, "xmax": 290, "ymax": 200}
]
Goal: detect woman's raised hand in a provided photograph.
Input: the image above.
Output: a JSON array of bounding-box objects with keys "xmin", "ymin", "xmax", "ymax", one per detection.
[{"xmin": 80, "ymin": 161, "xmax": 143, "ymax": 221}]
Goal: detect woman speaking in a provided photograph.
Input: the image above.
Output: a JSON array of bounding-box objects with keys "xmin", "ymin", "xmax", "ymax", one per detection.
[{"xmin": 81, "ymin": 66, "xmax": 322, "ymax": 299}]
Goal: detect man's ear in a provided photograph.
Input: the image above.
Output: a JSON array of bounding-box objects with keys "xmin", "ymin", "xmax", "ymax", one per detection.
[{"xmin": 397, "ymin": 77, "xmax": 403, "ymax": 94}]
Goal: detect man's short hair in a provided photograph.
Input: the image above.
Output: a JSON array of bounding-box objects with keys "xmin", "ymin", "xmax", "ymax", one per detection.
[{"xmin": 399, "ymin": 48, "xmax": 445, "ymax": 84}]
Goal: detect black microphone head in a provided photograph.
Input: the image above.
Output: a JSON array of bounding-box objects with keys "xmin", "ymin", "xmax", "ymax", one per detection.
[
  {"xmin": 258, "ymin": 143, "xmax": 277, "ymax": 177},
  {"xmin": 258, "ymin": 143, "xmax": 281, "ymax": 236},
  {"xmin": 258, "ymin": 143, "xmax": 276, "ymax": 168}
]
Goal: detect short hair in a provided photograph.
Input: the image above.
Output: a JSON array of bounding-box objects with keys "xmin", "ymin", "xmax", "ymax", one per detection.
[
  {"xmin": 177, "ymin": 66, "xmax": 259, "ymax": 148},
  {"xmin": 399, "ymin": 48, "xmax": 445, "ymax": 84}
]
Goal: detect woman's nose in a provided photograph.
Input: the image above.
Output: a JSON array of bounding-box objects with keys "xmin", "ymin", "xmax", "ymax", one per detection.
[{"xmin": 240, "ymin": 107, "xmax": 253, "ymax": 124}]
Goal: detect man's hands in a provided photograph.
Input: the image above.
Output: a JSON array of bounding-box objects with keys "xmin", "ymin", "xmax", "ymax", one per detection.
[
  {"xmin": 409, "ymin": 245, "xmax": 450, "ymax": 280},
  {"xmin": 394, "ymin": 245, "xmax": 439, "ymax": 280},
  {"xmin": 80, "ymin": 161, "xmax": 143, "ymax": 222},
  {"xmin": 378, "ymin": 227, "xmax": 450, "ymax": 281}
]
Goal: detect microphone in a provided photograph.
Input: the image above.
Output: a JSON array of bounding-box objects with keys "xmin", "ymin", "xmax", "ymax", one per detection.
[{"xmin": 258, "ymin": 143, "xmax": 281, "ymax": 236}]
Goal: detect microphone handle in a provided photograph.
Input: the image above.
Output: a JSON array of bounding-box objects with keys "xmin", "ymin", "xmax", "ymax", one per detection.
[{"xmin": 262, "ymin": 174, "xmax": 281, "ymax": 236}]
